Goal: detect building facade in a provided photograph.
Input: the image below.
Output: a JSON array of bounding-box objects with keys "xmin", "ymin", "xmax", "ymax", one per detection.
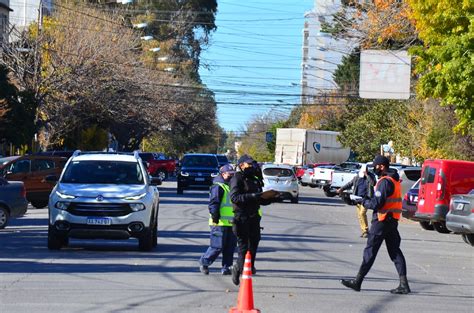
[
  {"xmin": 9, "ymin": 0, "xmax": 53, "ymax": 39},
  {"xmin": 0, "ymin": 0, "xmax": 12, "ymax": 44},
  {"xmin": 301, "ymin": 0, "xmax": 356, "ymax": 104}
]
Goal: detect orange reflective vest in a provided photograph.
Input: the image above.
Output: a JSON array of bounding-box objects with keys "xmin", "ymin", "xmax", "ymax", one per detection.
[{"xmin": 376, "ymin": 176, "xmax": 402, "ymax": 221}]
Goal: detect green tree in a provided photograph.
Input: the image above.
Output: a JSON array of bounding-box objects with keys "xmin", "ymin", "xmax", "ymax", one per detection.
[
  {"xmin": 238, "ymin": 115, "xmax": 281, "ymax": 162},
  {"xmin": 0, "ymin": 66, "xmax": 37, "ymax": 148},
  {"xmin": 407, "ymin": 0, "xmax": 474, "ymax": 134},
  {"xmin": 339, "ymin": 100, "xmax": 407, "ymax": 162},
  {"xmin": 333, "ymin": 50, "xmax": 360, "ymax": 94}
]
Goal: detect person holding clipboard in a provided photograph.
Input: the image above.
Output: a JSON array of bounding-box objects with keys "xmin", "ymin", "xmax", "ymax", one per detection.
[{"xmin": 229, "ymin": 154, "xmax": 280, "ymax": 285}]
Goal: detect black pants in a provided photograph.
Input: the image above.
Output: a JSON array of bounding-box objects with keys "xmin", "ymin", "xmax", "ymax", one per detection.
[
  {"xmin": 359, "ymin": 214, "xmax": 407, "ymax": 278},
  {"xmin": 232, "ymin": 215, "xmax": 261, "ymax": 274}
]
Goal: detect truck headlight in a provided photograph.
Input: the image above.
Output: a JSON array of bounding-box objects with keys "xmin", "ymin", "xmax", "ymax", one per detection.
[
  {"xmin": 55, "ymin": 201, "xmax": 70, "ymax": 210},
  {"xmin": 55, "ymin": 191, "xmax": 76, "ymax": 199},
  {"xmin": 124, "ymin": 193, "xmax": 146, "ymax": 200},
  {"xmin": 180, "ymin": 172, "xmax": 189, "ymax": 177},
  {"xmin": 211, "ymin": 173, "xmax": 219, "ymax": 178},
  {"xmin": 129, "ymin": 203, "xmax": 146, "ymax": 212}
]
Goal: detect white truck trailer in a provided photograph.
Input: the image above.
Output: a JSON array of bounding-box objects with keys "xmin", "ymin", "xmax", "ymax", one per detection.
[{"xmin": 274, "ymin": 128, "xmax": 350, "ymax": 166}]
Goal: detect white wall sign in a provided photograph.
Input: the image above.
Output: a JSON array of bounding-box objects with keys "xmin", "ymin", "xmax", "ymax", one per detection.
[{"xmin": 359, "ymin": 50, "xmax": 411, "ymax": 100}]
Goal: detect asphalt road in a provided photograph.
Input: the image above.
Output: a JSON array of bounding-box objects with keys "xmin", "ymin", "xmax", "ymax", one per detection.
[{"xmin": 0, "ymin": 181, "xmax": 472, "ymax": 313}]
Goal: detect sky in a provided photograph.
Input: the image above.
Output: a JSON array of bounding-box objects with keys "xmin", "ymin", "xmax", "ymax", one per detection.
[{"xmin": 199, "ymin": 0, "xmax": 314, "ymax": 132}]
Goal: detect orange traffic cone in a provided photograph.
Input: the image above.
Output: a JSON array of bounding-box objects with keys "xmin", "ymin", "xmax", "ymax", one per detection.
[{"xmin": 229, "ymin": 251, "xmax": 261, "ymax": 313}]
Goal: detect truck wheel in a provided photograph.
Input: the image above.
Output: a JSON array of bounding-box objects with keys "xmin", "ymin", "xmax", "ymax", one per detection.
[
  {"xmin": 324, "ymin": 190, "xmax": 337, "ymax": 197},
  {"xmin": 291, "ymin": 196, "xmax": 299, "ymax": 204},
  {"xmin": 177, "ymin": 186, "xmax": 183, "ymax": 194},
  {"xmin": 433, "ymin": 221, "xmax": 451, "ymax": 234},
  {"xmin": 461, "ymin": 234, "xmax": 474, "ymax": 246},
  {"xmin": 155, "ymin": 170, "xmax": 167, "ymax": 181},
  {"xmin": 31, "ymin": 201, "xmax": 48, "ymax": 209},
  {"xmin": 152, "ymin": 218, "xmax": 158, "ymax": 247},
  {"xmin": 300, "ymin": 182, "xmax": 308, "ymax": 187},
  {"xmin": 342, "ymin": 196, "xmax": 354, "ymax": 205},
  {"xmin": 419, "ymin": 221, "xmax": 434, "ymax": 231},
  {"xmin": 48, "ymin": 226, "xmax": 63, "ymax": 250},
  {"xmin": 0, "ymin": 206, "xmax": 10, "ymax": 229},
  {"xmin": 139, "ymin": 227, "xmax": 154, "ymax": 252},
  {"xmin": 309, "ymin": 184, "xmax": 316, "ymax": 188}
]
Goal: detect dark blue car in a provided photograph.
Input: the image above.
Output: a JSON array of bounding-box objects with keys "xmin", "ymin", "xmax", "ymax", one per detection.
[
  {"xmin": 0, "ymin": 178, "xmax": 28, "ymax": 229},
  {"xmin": 177, "ymin": 154, "xmax": 219, "ymax": 194},
  {"xmin": 402, "ymin": 178, "xmax": 434, "ymax": 230},
  {"xmin": 402, "ymin": 179, "xmax": 420, "ymax": 220}
]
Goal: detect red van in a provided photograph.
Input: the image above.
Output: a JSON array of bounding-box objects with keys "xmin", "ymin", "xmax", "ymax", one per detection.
[{"xmin": 415, "ymin": 159, "xmax": 474, "ymax": 233}]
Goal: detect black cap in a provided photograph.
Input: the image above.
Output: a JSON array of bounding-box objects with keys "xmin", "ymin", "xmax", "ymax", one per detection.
[
  {"xmin": 373, "ymin": 155, "xmax": 390, "ymax": 167},
  {"xmin": 237, "ymin": 154, "xmax": 254, "ymax": 165}
]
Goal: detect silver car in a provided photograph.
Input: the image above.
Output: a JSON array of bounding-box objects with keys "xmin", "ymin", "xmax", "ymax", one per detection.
[
  {"xmin": 47, "ymin": 151, "xmax": 160, "ymax": 251},
  {"xmin": 446, "ymin": 189, "xmax": 474, "ymax": 246},
  {"xmin": 262, "ymin": 164, "xmax": 299, "ymax": 203}
]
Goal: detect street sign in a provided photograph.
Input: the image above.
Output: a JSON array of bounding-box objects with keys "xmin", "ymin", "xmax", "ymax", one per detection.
[{"xmin": 265, "ymin": 132, "xmax": 273, "ymax": 143}]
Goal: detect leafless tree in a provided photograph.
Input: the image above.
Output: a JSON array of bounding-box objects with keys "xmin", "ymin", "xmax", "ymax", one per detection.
[{"xmin": 1, "ymin": 4, "xmax": 217, "ymax": 151}]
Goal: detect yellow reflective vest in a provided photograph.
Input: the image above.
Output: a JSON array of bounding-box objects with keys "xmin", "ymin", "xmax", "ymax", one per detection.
[{"xmin": 209, "ymin": 182, "xmax": 234, "ymax": 227}]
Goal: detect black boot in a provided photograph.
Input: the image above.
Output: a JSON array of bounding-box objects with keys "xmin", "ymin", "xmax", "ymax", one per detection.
[
  {"xmin": 341, "ymin": 272, "xmax": 364, "ymax": 292},
  {"xmin": 231, "ymin": 265, "xmax": 240, "ymax": 286},
  {"xmin": 390, "ymin": 275, "xmax": 411, "ymax": 294}
]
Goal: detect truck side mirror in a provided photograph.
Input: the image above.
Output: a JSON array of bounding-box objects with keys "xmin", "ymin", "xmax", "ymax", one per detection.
[
  {"xmin": 151, "ymin": 177, "xmax": 162, "ymax": 186},
  {"xmin": 44, "ymin": 175, "xmax": 58, "ymax": 184}
]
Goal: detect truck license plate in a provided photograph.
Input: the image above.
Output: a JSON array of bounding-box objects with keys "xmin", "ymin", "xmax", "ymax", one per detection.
[
  {"xmin": 195, "ymin": 177, "xmax": 205, "ymax": 182},
  {"xmin": 87, "ymin": 217, "xmax": 112, "ymax": 225}
]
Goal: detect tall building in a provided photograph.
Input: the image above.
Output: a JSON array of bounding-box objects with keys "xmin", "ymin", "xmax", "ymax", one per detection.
[
  {"xmin": 0, "ymin": 0, "xmax": 12, "ymax": 44},
  {"xmin": 301, "ymin": 0, "xmax": 356, "ymax": 104},
  {"xmin": 9, "ymin": 0, "xmax": 53, "ymax": 39}
]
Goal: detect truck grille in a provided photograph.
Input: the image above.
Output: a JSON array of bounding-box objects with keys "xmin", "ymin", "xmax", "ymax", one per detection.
[{"xmin": 67, "ymin": 203, "xmax": 132, "ymax": 217}]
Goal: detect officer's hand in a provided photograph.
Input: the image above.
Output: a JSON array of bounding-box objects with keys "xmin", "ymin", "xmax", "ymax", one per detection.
[{"xmin": 261, "ymin": 190, "xmax": 279, "ymax": 200}]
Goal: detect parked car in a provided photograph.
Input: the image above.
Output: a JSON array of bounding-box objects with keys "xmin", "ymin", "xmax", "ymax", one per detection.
[
  {"xmin": 0, "ymin": 156, "xmax": 21, "ymax": 167},
  {"xmin": 0, "ymin": 178, "xmax": 28, "ymax": 229},
  {"xmin": 139, "ymin": 152, "xmax": 176, "ymax": 181},
  {"xmin": 177, "ymin": 154, "xmax": 219, "ymax": 194},
  {"xmin": 35, "ymin": 150, "xmax": 74, "ymax": 159},
  {"xmin": 295, "ymin": 165, "xmax": 309, "ymax": 181},
  {"xmin": 397, "ymin": 167, "xmax": 422, "ymax": 198},
  {"xmin": 300, "ymin": 167, "xmax": 315, "ymax": 187},
  {"xmin": 401, "ymin": 179, "xmax": 434, "ymax": 230},
  {"xmin": 415, "ymin": 159, "xmax": 474, "ymax": 234},
  {"xmin": 446, "ymin": 189, "xmax": 474, "ymax": 246},
  {"xmin": 216, "ymin": 154, "xmax": 230, "ymax": 167},
  {"xmin": 261, "ymin": 164, "xmax": 299, "ymax": 203},
  {"xmin": 0, "ymin": 155, "xmax": 67, "ymax": 208},
  {"xmin": 47, "ymin": 151, "xmax": 161, "ymax": 251}
]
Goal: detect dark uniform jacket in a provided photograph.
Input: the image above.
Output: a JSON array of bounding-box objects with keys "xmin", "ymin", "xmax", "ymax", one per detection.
[
  {"xmin": 229, "ymin": 171, "xmax": 271, "ymax": 221},
  {"xmin": 340, "ymin": 172, "xmax": 376, "ymax": 198}
]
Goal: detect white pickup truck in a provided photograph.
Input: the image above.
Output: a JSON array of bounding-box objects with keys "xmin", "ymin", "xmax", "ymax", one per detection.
[
  {"xmin": 311, "ymin": 165, "xmax": 337, "ymax": 189},
  {"xmin": 321, "ymin": 162, "xmax": 362, "ymax": 197}
]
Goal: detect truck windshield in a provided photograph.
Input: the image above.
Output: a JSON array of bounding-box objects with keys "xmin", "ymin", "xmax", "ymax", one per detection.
[
  {"xmin": 182, "ymin": 156, "xmax": 218, "ymax": 168},
  {"xmin": 61, "ymin": 161, "xmax": 144, "ymax": 184}
]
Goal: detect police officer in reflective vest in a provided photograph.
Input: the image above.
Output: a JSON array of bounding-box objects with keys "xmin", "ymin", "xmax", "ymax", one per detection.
[
  {"xmin": 199, "ymin": 164, "xmax": 237, "ymax": 275},
  {"xmin": 341, "ymin": 155, "xmax": 411, "ymax": 294}
]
